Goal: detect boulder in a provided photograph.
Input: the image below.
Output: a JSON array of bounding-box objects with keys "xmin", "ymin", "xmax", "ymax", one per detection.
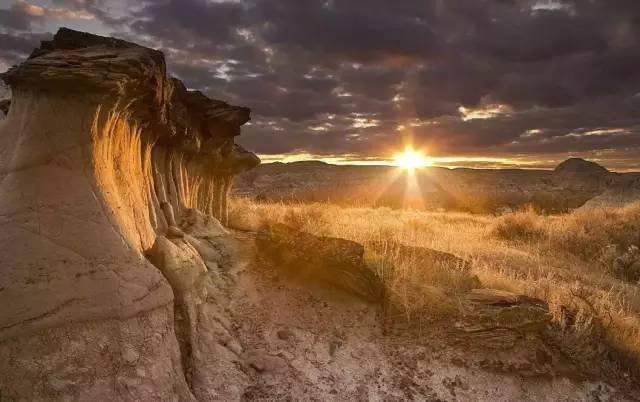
[
  {"xmin": 256, "ymin": 224, "xmax": 384, "ymax": 302},
  {"xmin": 458, "ymin": 289, "xmax": 551, "ymax": 335}
]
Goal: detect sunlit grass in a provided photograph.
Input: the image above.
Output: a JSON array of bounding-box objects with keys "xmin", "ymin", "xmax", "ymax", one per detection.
[{"xmin": 230, "ymin": 198, "xmax": 640, "ymax": 374}]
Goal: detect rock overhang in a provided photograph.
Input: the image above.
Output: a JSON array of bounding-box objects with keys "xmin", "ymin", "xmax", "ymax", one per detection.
[
  {"xmin": 0, "ymin": 27, "xmax": 259, "ymax": 340},
  {"xmin": 1, "ymin": 27, "xmax": 259, "ymax": 174}
]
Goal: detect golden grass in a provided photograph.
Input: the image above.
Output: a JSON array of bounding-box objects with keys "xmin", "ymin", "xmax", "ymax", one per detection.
[{"xmin": 230, "ymin": 198, "xmax": 640, "ymax": 374}]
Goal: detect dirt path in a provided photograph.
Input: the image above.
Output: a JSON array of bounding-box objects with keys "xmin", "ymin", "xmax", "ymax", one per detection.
[{"xmin": 198, "ymin": 231, "xmax": 638, "ymax": 401}]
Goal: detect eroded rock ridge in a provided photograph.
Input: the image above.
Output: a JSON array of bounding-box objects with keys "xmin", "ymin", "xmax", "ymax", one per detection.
[{"xmin": 0, "ymin": 28, "xmax": 258, "ymax": 400}]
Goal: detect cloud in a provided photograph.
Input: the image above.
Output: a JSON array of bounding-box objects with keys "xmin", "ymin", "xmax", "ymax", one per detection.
[
  {"xmin": 0, "ymin": 0, "xmax": 93, "ymax": 30},
  {"xmin": 129, "ymin": 0, "xmax": 640, "ymax": 165},
  {"xmin": 0, "ymin": 31, "xmax": 51, "ymax": 68},
  {"xmin": 0, "ymin": 1, "xmax": 42, "ymax": 30},
  {"xmin": 2, "ymin": 0, "xmax": 640, "ymax": 167}
]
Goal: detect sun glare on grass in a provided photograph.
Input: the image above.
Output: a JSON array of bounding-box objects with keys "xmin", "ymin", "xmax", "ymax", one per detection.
[{"xmin": 393, "ymin": 146, "xmax": 431, "ymax": 171}]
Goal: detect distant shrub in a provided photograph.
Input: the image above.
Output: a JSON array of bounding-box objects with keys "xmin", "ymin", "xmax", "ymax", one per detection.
[
  {"xmin": 491, "ymin": 207, "xmax": 547, "ymax": 242},
  {"xmin": 548, "ymin": 202, "xmax": 640, "ymax": 261},
  {"xmin": 490, "ymin": 202, "xmax": 640, "ymax": 265}
]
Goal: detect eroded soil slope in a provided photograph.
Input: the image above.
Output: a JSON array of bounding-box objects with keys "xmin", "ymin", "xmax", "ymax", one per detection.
[{"xmin": 195, "ymin": 230, "xmax": 639, "ymax": 401}]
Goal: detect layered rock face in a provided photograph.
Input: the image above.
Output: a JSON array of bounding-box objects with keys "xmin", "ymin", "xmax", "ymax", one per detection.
[{"xmin": 0, "ymin": 28, "xmax": 258, "ymax": 400}]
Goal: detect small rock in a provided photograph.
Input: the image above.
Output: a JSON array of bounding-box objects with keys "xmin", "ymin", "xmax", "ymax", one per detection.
[
  {"xmin": 226, "ymin": 339, "xmax": 243, "ymax": 355},
  {"xmin": 122, "ymin": 344, "xmax": 140, "ymax": 364},
  {"xmin": 246, "ymin": 353, "xmax": 288, "ymax": 374},
  {"xmin": 277, "ymin": 329, "xmax": 294, "ymax": 341},
  {"xmin": 460, "ymin": 288, "xmax": 551, "ymax": 335}
]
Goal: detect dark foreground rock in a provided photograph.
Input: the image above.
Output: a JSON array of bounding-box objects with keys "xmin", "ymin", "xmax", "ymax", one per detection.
[
  {"xmin": 460, "ymin": 288, "xmax": 551, "ymax": 334},
  {"xmin": 256, "ymin": 223, "xmax": 384, "ymax": 302}
]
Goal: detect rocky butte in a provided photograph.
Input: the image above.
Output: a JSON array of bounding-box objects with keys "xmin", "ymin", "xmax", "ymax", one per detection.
[{"xmin": 0, "ymin": 28, "xmax": 258, "ymax": 399}]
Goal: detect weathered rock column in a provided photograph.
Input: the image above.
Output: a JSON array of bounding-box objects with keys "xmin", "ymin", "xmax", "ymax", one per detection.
[{"xmin": 0, "ymin": 28, "xmax": 258, "ymax": 400}]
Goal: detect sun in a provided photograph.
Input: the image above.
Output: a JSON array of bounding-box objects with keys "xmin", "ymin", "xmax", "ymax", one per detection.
[{"xmin": 393, "ymin": 146, "xmax": 431, "ymax": 170}]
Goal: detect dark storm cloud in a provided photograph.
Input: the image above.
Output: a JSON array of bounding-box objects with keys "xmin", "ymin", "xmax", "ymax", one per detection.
[
  {"xmin": 126, "ymin": 0, "xmax": 640, "ymax": 159},
  {"xmin": 0, "ymin": 1, "xmax": 44, "ymax": 30},
  {"xmin": 1, "ymin": 0, "xmax": 639, "ymax": 166},
  {"xmin": 253, "ymin": 0, "xmax": 440, "ymax": 64},
  {"xmin": 407, "ymin": 94, "xmax": 640, "ymax": 154},
  {"xmin": 130, "ymin": 0, "xmax": 246, "ymax": 49},
  {"xmin": 464, "ymin": 8, "xmax": 607, "ymax": 62},
  {"xmin": 0, "ymin": 31, "xmax": 50, "ymax": 66},
  {"xmin": 0, "ymin": 31, "xmax": 44, "ymax": 54},
  {"xmin": 48, "ymin": 0, "xmax": 130, "ymax": 26}
]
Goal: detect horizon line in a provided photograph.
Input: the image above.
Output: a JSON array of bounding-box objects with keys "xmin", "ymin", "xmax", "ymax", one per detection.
[{"xmin": 256, "ymin": 154, "xmax": 640, "ymax": 173}]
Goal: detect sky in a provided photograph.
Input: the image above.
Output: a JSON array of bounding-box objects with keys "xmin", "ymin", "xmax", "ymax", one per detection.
[{"xmin": 1, "ymin": 0, "xmax": 639, "ymax": 170}]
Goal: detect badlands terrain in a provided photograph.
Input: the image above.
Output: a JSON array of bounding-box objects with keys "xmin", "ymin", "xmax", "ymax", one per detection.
[
  {"xmin": 234, "ymin": 158, "xmax": 640, "ymax": 213},
  {"xmin": 0, "ymin": 29, "xmax": 639, "ymax": 401}
]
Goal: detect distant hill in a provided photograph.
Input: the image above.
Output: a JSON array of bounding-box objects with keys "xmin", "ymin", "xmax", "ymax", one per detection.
[
  {"xmin": 234, "ymin": 158, "xmax": 639, "ymax": 213},
  {"xmin": 581, "ymin": 174, "xmax": 640, "ymax": 209},
  {"xmin": 554, "ymin": 158, "xmax": 609, "ymax": 175}
]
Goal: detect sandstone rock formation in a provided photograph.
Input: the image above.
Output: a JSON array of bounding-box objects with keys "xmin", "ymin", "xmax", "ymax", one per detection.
[
  {"xmin": 256, "ymin": 223, "xmax": 384, "ymax": 302},
  {"xmin": 0, "ymin": 28, "xmax": 258, "ymax": 400}
]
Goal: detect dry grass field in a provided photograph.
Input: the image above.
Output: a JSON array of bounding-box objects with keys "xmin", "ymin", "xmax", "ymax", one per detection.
[{"xmin": 230, "ymin": 198, "xmax": 640, "ymax": 376}]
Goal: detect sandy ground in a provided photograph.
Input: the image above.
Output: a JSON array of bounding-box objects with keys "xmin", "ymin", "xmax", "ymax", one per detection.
[{"xmin": 203, "ymin": 231, "xmax": 639, "ymax": 401}]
